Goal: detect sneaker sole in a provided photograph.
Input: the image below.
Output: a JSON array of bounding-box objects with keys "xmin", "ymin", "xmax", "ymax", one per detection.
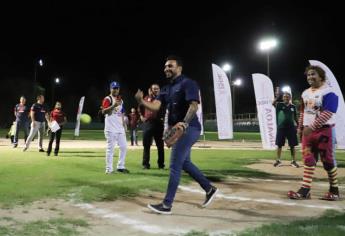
[
  {"xmin": 320, "ymin": 195, "xmax": 340, "ymax": 201},
  {"xmin": 287, "ymin": 191, "xmax": 311, "ymax": 200},
  {"xmin": 202, "ymin": 188, "xmax": 219, "ymax": 208},
  {"xmin": 147, "ymin": 204, "xmax": 172, "ymax": 215},
  {"xmin": 320, "ymin": 197, "xmax": 339, "ymax": 201}
]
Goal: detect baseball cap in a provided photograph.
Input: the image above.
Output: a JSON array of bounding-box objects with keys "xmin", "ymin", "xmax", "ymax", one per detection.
[{"xmin": 110, "ymin": 81, "xmax": 120, "ymax": 89}]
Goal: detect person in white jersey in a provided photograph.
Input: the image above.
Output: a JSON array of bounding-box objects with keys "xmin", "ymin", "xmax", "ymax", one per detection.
[{"xmin": 102, "ymin": 81, "xmax": 129, "ymax": 174}]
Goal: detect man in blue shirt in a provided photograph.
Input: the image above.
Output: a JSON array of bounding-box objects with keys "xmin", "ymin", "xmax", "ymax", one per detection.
[
  {"xmin": 23, "ymin": 95, "xmax": 49, "ymax": 152},
  {"xmin": 135, "ymin": 55, "xmax": 218, "ymax": 214},
  {"xmin": 13, "ymin": 96, "xmax": 30, "ymax": 148}
]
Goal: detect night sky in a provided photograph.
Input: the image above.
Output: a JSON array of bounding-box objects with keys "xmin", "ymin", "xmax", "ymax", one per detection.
[{"xmin": 1, "ymin": 1, "xmax": 344, "ymax": 126}]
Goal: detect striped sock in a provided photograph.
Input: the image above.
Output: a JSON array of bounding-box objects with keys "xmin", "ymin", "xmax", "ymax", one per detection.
[
  {"xmin": 302, "ymin": 165, "xmax": 316, "ymax": 190},
  {"xmin": 327, "ymin": 167, "xmax": 339, "ymax": 195}
]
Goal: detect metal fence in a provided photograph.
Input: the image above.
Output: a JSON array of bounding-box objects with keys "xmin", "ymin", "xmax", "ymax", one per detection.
[
  {"xmin": 60, "ymin": 113, "xmax": 260, "ymax": 132},
  {"xmin": 203, "ymin": 113, "xmax": 259, "ymax": 132}
]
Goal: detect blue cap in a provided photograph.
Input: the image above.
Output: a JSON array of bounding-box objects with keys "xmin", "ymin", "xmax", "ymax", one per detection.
[{"xmin": 110, "ymin": 81, "xmax": 120, "ymax": 89}]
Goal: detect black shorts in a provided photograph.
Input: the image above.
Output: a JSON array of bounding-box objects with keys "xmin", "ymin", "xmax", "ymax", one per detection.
[{"xmin": 275, "ymin": 127, "xmax": 298, "ymax": 147}]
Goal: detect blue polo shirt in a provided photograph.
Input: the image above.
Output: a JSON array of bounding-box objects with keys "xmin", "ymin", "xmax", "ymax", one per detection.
[
  {"xmin": 31, "ymin": 103, "xmax": 47, "ymax": 122},
  {"xmin": 157, "ymin": 75, "xmax": 201, "ymax": 129}
]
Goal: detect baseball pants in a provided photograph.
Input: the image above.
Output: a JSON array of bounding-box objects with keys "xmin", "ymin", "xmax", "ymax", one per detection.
[{"xmin": 104, "ymin": 131, "xmax": 127, "ymax": 171}]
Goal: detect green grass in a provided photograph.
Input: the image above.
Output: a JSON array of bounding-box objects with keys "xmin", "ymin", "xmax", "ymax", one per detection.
[
  {"xmin": 184, "ymin": 231, "xmax": 210, "ymax": 236},
  {"xmin": 0, "ymin": 217, "xmax": 88, "ymax": 236},
  {"xmin": 183, "ymin": 210, "xmax": 345, "ymax": 236},
  {"xmin": 0, "ymin": 148, "xmax": 289, "ymax": 207},
  {"xmin": 238, "ymin": 210, "xmax": 345, "ymax": 236},
  {"xmin": 0, "ymin": 128, "xmax": 261, "ymax": 142},
  {"xmin": 1, "ymin": 147, "xmax": 344, "ymax": 207},
  {"xmin": 1, "ymin": 135, "xmax": 345, "ymax": 235},
  {"xmin": 0, "ymin": 148, "xmax": 163, "ymax": 206}
]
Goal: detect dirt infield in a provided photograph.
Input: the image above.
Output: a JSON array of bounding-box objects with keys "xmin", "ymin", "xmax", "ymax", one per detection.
[
  {"xmin": 247, "ymin": 159, "xmax": 345, "ymax": 179},
  {"xmin": 0, "ymin": 138, "xmax": 263, "ymax": 150}
]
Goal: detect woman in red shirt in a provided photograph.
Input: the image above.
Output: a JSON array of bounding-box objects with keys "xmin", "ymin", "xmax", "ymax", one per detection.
[{"xmin": 47, "ymin": 101, "xmax": 67, "ymax": 156}]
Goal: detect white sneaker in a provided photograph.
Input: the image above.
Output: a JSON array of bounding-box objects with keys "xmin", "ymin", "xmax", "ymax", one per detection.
[{"xmin": 105, "ymin": 168, "xmax": 113, "ymax": 174}]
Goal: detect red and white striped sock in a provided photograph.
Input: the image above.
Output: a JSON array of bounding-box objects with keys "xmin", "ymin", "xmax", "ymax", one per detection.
[{"xmin": 301, "ymin": 165, "xmax": 316, "ymax": 190}]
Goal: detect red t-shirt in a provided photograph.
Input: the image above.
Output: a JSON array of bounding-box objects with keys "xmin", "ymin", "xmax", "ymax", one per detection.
[
  {"xmin": 128, "ymin": 112, "xmax": 139, "ymax": 129},
  {"xmin": 140, "ymin": 95, "xmax": 158, "ymax": 121},
  {"xmin": 50, "ymin": 109, "xmax": 65, "ymax": 124}
]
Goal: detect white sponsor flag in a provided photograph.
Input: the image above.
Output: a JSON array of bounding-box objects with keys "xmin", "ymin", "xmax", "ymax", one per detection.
[
  {"xmin": 212, "ymin": 64, "xmax": 233, "ymax": 139},
  {"xmin": 309, "ymin": 60, "xmax": 345, "ymax": 149},
  {"xmin": 196, "ymin": 90, "xmax": 204, "ymax": 135},
  {"xmin": 252, "ymin": 74, "xmax": 276, "ymax": 149},
  {"xmin": 74, "ymin": 96, "xmax": 85, "ymax": 137}
]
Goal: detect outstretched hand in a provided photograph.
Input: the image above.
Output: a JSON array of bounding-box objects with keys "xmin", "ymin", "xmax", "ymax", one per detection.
[{"xmin": 135, "ymin": 89, "xmax": 144, "ymax": 104}]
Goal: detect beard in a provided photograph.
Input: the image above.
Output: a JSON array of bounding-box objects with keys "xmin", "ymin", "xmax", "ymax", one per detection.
[{"xmin": 165, "ymin": 71, "xmax": 173, "ymax": 79}]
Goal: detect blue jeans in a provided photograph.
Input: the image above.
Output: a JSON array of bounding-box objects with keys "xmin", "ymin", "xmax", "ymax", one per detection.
[{"xmin": 163, "ymin": 126, "xmax": 212, "ymax": 207}]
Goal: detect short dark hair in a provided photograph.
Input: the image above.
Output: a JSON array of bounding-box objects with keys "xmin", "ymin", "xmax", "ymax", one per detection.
[
  {"xmin": 166, "ymin": 55, "xmax": 183, "ymax": 67},
  {"xmin": 36, "ymin": 94, "xmax": 44, "ymax": 100},
  {"xmin": 305, "ymin": 65, "xmax": 326, "ymax": 81},
  {"xmin": 151, "ymin": 83, "xmax": 160, "ymax": 89}
]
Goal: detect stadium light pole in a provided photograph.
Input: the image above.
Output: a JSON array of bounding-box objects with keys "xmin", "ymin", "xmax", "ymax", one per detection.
[
  {"xmin": 222, "ymin": 63, "xmax": 233, "ymax": 85},
  {"xmin": 33, "ymin": 59, "xmax": 44, "ymax": 97},
  {"xmin": 258, "ymin": 38, "xmax": 278, "ymax": 78},
  {"xmin": 51, "ymin": 77, "xmax": 60, "ymax": 106},
  {"xmin": 232, "ymin": 78, "xmax": 242, "ymax": 116}
]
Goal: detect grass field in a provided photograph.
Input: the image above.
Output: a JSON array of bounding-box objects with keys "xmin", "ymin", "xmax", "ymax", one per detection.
[
  {"xmin": 187, "ymin": 210, "xmax": 345, "ymax": 236},
  {"xmin": 0, "ymin": 148, "xmax": 277, "ymax": 207},
  {"xmin": 1, "ymin": 145, "xmax": 345, "ymax": 235},
  {"xmin": 0, "ymin": 128, "xmax": 262, "ymax": 142},
  {"xmin": 238, "ymin": 209, "xmax": 345, "ymax": 236},
  {"xmin": 0, "ymin": 217, "xmax": 89, "ymax": 236}
]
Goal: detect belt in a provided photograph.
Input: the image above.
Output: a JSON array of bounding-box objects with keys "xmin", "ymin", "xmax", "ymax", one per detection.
[
  {"xmin": 322, "ymin": 124, "xmax": 335, "ymax": 128},
  {"xmin": 304, "ymin": 124, "xmax": 334, "ymax": 128}
]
